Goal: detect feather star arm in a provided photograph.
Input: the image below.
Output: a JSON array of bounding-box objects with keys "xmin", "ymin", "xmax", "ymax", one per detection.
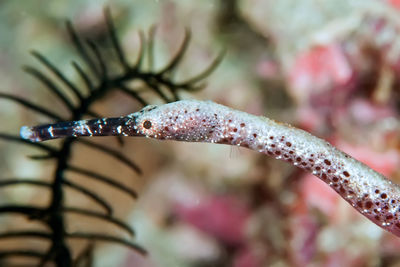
[{"xmin": 20, "ymin": 99, "xmax": 400, "ymax": 237}]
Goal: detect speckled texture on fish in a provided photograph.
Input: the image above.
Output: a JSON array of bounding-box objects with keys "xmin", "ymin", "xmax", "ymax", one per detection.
[{"xmin": 21, "ymin": 100, "xmax": 400, "ymax": 237}]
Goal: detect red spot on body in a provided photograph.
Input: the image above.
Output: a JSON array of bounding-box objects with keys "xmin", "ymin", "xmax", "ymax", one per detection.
[
  {"xmin": 343, "ymin": 171, "xmax": 350, "ymax": 177},
  {"xmin": 253, "ymin": 133, "xmax": 257, "ymax": 138},
  {"xmin": 240, "ymin": 123, "xmax": 245, "ymax": 127},
  {"xmin": 365, "ymin": 201, "xmax": 373, "ymax": 209},
  {"xmin": 233, "ymin": 128, "xmax": 238, "ymax": 132},
  {"xmin": 324, "ymin": 159, "xmax": 331, "ymax": 165},
  {"xmin": 286, "ymin": 142, "xmax": 292, "ymax": 147},
  {"xmin": 381, "ymin": 193, "xmax": 387, "ymax": 199}
]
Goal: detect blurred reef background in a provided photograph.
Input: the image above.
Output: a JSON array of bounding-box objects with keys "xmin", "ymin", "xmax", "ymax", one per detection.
[{"xmin": 1, "ymin": 0, "xmax": 400, "ymax": 266}]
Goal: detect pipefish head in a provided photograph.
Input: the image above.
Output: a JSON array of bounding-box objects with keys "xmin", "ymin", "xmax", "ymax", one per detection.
[{"xmin": 132, "ymin": 100, "xmax": 221, "ymax": 142}]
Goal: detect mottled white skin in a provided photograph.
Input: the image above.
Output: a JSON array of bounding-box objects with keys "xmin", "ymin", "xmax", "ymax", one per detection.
[{"xmin": 21, "ymin": 100, "xmax": 400, "ymax": 237}]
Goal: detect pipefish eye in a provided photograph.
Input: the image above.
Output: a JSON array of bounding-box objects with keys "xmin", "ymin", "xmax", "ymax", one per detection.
[{"xmin": 143, "ymin": 120, "xmax": 152, "ymax": 129}]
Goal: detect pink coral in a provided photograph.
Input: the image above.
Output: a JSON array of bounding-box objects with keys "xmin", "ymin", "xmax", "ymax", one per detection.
[
  {"xmin": 233, "ymin": 246, "xmax": 263, "ymax": 267},
  {"xmin": 300, "ymin": 173, "xmax": 339, "ymax": 217},
  {"xmin": 289, "ymin": 44, "xmax": 353, "ymax": 101},
  {"xmin": 174, "ymin": 195, "xmax": 250, "ymax": 246}
]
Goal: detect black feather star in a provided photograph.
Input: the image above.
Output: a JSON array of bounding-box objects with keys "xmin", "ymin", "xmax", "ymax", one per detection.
[{"xmin": 0, "ymin": 8, "xmax": 222, "ymax": 266}]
